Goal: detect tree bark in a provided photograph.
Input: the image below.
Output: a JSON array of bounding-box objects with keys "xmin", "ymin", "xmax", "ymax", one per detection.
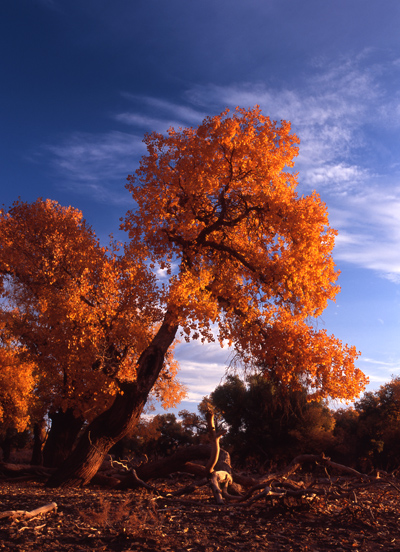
[
  {"xmin": 46, "ymin": 312, "xmax": 178, "ymax": 487},
  {"xmin": 0, "ymin": 437, "xmax": 12, "ymax": 463},
  {"xmin": 31, "ymin": 419, "xmax": 47, "ymax": 466},
  {"xmin": 42, "ymin": 409, "xmax": 83, "ymax": 468}
]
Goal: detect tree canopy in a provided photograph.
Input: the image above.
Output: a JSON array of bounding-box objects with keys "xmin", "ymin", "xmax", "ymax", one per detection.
[
  {"xmin": 123, "ymin": 106, "xmax": 366, "ymax": 400},
  {"xmin": 0, "ymin": 199, "xmax": 186, "ymax": 439}
]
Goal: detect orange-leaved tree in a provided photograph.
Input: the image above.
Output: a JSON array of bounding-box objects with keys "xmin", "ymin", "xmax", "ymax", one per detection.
[
  {"xmin": 46, "ymin": 106, "xmax": 366, "ymax": 487},
  {"xmin": 0, "ymin": 199, "xmax": 186, "ymax": 466},
  {"xmin": 0, "ymin": 329, "xmax": 37, "ymax": 435}
]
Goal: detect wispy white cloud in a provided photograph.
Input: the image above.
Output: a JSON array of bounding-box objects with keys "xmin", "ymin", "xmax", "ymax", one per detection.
[
  {"xmin": 362, "ymin": 358, "xmax": 399, "ymax": 367},
  {"xmin": 181, "ymin": 55, "xmax": 400, "ymax": 282},
  {"xmin": 365, "ymin": 374, "xmax": 393, "ymax": 385},
  {"xmin": 47, "ymin": 131, "xmax": 144, "ymax": 181},
  {"xmin": 114, "ymin": 96, "xmax": 206, "ymax": 134},
  {"xmin": 41, "ymin": 53, "xmax": 400, "ymax": 281},
  {"xmin": 115, "ymin": 113, "xmax": 173, "ymax": 131},
  {"xmin": 115, "ymin": 113, "xmax": 189, "ymax": 134},
  {"xmin": 181, "ymin": 364, "xmax": 226, "ymax": 403},
  {"xmin": 121, "ymin": 94, "xmax": 205, "ymax": 126},
  {"xmin": 42, "ymin": 97, "xmax": 205, "ymax": 204},
  {"xmin": 43, "ymin": 131, "xmax": 145, "ymax": 204},
  {"xmin": 175, "ymin": 340, "xmax": 231, "ymax": 402},
  {"xmin": 357, "ymin": 357, "xmax": 400, "ymax": 391},
  {"xmin": 304, "ymin": 163, "xmax": 366, "ymax": 190},
  {"xmin": 331, "ymin": 187, "xmax": 400, "ymax": 279}
]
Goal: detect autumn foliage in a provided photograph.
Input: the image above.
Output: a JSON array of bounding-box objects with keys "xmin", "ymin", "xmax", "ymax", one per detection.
[
  {"xmin": 0, "ymin": 107, "xmax": 367, "ymax": 484},
  {"xmin": 0, "ymin": 334, "xmax": 36, "ymax": 434},
  {"xmin": 123, "ymin": 106, "xmax": 366, "ymax": 400},
  {"xmin": 0, "ymin": 199, "xmax": 185, "ymax": 444}
]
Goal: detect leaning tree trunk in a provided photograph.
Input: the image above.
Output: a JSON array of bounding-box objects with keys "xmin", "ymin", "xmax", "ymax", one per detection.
[
  {"xmin": 46, "ymin": 313, "xmax": 178, "ymax": 488},
  {"xmin": 42, "ymin": 409, "xmax": 84, "ymax": 468}
]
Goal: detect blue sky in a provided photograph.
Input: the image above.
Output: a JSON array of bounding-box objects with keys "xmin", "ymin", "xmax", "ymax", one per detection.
[{"xmin": 2, "ymin": 0, "xmax": 400, "ymax": 411}]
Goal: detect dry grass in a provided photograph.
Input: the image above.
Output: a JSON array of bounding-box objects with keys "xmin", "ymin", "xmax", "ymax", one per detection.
[
  {"xmin": 78, "ymin": 494, "xmax": 163, "ymax": 538},
  {"xmin": 3, "ymin": 480, "xmax": 400, "ymax": 551}
]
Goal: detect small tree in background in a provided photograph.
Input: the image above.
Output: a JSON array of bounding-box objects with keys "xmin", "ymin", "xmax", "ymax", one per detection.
[
  {"xmin": 352, "ymin": 377, "xmax": 400, "ymax": 471},
  {"xmin": 330, "ymin": 407, "xmax": 360, "ymax": 467},
  {"xmin": 210, "ymin": 374, "xmax": 335, "ymax": 467}
]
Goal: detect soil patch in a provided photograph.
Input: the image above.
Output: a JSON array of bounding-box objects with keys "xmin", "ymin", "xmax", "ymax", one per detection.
[{"xmin": 1, "ymin": 479, "xmax": 399, "ymax": 551}]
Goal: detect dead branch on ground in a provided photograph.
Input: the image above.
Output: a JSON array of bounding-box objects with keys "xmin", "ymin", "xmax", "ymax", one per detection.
[
  {"xmin": 232, "ymin": 453, "xmax": 400, "ymax": 507},
  {"xmin": 0, "ymin": 502, "xmax": 57, "ymax": 521}
]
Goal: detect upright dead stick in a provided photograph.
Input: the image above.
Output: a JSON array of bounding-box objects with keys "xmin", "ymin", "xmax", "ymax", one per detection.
[
  {"xmin": 204, "ymin": 410, "xmax": 232, "ymax": 504},
  {"xmin": 204, "ymin": 410, "xmax": 226, "ymax": 475}
]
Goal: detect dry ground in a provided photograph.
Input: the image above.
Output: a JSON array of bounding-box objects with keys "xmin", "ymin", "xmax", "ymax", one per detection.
[{"xmin": 1, "ymin": 477, "xmax": 400, "ymax": 552}]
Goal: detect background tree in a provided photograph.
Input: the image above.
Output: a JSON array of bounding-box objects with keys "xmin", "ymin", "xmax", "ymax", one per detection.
[
  {"xmin": 178, "ymin": 409, "xmax": 208, "ymax": 438},
  {"xmin": 178, "ymin": 400, "xmax": 226, "ymax": 443},
  {"xmin": 43, "ymin": 106, "xmax": 366, "ymax": 486},
  {"xmin": 115, "ymin": 413, "xmax": 196, "ymax": 460},
  {"xmin": 148, "ymin": 413, "xmax": 195, "ymax": 457},
  {"xmin": 352, "ymin": 377, "xmax": 400, "ymax": 471},
  {"xmin": 0, "ymin": 199, "xmax": 186, "ymax": 467},
  {"xmin": 0, "ymin": 329, "xmax": 37, "ymax": 432},
  {"xmin": 0, "ymin": 322, "xmax": 37, "ymax": 462},
  {"xmin": 209, "ymin": 374, "xmax": 335, "ymax": 467},
  {"xmin": 330, "ymin": 407, "xmax": 360, "ymax": 468}
]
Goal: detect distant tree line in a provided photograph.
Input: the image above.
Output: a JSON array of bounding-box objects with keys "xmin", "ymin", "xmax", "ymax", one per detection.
[{"xmin": 4, "ymin": 375, "xmax": 397, "ymax": 473}]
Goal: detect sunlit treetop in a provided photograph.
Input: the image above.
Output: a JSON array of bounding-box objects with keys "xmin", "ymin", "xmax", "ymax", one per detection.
[{"xmin": 123, "ymin": 106, "xmax": 367, "ymax": 400}]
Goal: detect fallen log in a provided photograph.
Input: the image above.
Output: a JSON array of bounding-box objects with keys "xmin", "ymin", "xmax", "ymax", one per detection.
[
  {"xmin": 0, "ymin": 462, "xmax": 54, "ymax": 481},
  {"xmin": 115, "ymin": 410, "xmax": 236, "ymax": 503},
  {"xmin": 229, "ymin": 453, "xmax": 400, "ymax": 507},
  {"xmin": 115, "ymin": 444, "xmax": 250, "ymax": 494},
  {"xmin": 259, "ymin": 453, "xmax": 370, "ymax": 484},
  {"xmin": 181, "ymin": 460, "xmax": 257, "ymax": 488},
  {"xmin": 116, "ymin": 444, "xmax": 211, "ymax": 489}
]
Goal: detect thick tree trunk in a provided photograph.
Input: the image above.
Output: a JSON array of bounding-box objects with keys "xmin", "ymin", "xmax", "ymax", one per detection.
[
  {"xmin": 0, "ymin": 436, "xmax": 12, "ymax": 463},
  {"xmin": 46, "ymin": 313, "xmax": 178, "ymax": 487},
  {"xmin": 30, "ymin": 419, "xmax": 47, "ymax": 466},
  {"xmin": 42, "ymin": 409, "xmax": 83, "ymax": 468}
]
